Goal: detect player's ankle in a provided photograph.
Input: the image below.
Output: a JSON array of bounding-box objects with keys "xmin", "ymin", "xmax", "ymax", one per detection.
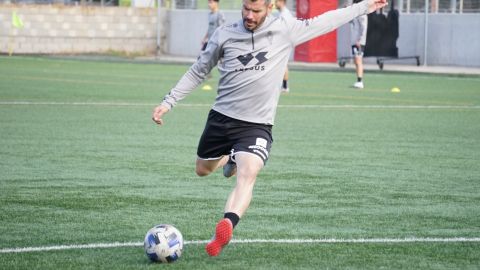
[{"xmin": 224, "ymin": 212, "xmax": 240, "ymax": 228}]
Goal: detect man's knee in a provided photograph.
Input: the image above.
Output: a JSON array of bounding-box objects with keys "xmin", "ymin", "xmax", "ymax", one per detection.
[
  {"xmin": 195, "ymin": 159, "xmax": 215, "ymax": 177},
  {"xmin": 235, "ymin": 153, "xmax": 264, "ymax": 180},
  {"xmin": 195, "ymin": 166, "xmax": 211, "ymax": 177}
]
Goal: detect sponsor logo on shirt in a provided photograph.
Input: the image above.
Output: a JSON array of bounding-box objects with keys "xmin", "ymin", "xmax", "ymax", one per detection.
[{"xmin": 234, "ymin": 52, "xmax": 268, "ymax": 72}]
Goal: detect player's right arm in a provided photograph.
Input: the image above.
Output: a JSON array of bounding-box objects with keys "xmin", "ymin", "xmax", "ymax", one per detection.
[
  {"xmin": 152, "ymin": 104, "xmax": 169, "ymax": 125},
  {"xmin": 152, "ymin": 29, "xmax": 223, "ymax": 126}
]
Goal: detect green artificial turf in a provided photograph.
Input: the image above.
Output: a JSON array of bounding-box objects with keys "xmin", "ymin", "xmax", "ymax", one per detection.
[{"xmin": 0, "ymin": 56, "xmax": 479, "ymax": 269}]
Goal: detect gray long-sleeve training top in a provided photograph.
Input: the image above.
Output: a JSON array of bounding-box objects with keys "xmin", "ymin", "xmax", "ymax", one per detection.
[{"xmin": 161, "ymin": 1, "xmax": 370, "ymax": 125}]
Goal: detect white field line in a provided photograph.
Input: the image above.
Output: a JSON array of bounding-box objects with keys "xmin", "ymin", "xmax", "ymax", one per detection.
[
  {"xmin": 1, "ymin": 237, "xmax": 480, "ymax": 254},
  {"xmin": 0, "ymin": 101, "xmax": 158, "ymax": 107},
  {"xmin": 277, "ymin": 105, "xmax": 480, "ymax": 109},
  {"xmin": 0, "ymin": 101, "xmax": 479, "ymax": 110}
]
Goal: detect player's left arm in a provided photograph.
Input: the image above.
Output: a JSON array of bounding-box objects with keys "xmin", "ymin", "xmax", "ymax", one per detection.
[
  {"xmin": 288, "ymin": 0, "xmax": 386, "ymax": 46},
  {"xmin": 366, "ymin": 0, "xmax": 388, "ymax": 13}
]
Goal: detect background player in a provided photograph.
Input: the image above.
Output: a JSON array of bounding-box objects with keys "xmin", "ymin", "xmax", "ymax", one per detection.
[{"xmin": 350, "ymin": 0, "xmax": 368, "ymax": 89}]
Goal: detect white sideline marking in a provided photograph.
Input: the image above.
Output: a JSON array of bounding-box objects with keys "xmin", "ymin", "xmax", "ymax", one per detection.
[
  {"xmin": 1, "ymin": 238, "xmax": 479, "ymax": 254},
  {"xmin": 276, "ymin": 104, "xmax": 480, "ymax": 109},
  {"xmin": 0, "ymin": 101, "xmax": 479, "ymax": 110},
  {"xmin": 0, "ymin": 101, "xmax": 157, "ymax": 107},
  {"xmin": 0, "ymin": 242, "xmax": 141, "ymax": 254}
]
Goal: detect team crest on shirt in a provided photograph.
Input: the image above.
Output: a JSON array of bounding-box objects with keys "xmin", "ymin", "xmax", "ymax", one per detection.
[{"xmin": 267, "ymin": 31, "xmax": 273, "ymax": 45}]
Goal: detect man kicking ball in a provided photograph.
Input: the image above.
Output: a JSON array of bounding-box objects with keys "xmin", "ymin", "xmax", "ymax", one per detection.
[{"xmin": 152, "ymin": 0, "xmax": 388, "ymax": 257}]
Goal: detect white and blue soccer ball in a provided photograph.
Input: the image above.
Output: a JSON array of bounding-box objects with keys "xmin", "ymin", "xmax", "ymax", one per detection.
[{"xmin": 144, "ymin": 224, "xmax": 184, "ymax": 263}]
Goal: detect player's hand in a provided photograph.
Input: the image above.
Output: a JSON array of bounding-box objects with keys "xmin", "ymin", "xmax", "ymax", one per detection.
[
  {"xmin": 367, "ymin": 0, "xmax": 388, "ymax": 13},
  {"xmin": 152, "ymin": 104, "xmax": 169, "ymax": 126}
]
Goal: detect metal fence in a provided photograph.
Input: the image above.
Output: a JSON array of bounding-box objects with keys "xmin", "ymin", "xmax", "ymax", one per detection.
[
  {"xmin": 399, "ymin": 0, "xmax": 480, "ymax": 13},
  {"xmin": 1, "ymin": 0, "xmax": 119, "ymax": 5},
  {"xmin": 1, "ymin": 0, "xmax": 479, "ymax": 12},
  {"xmin": 339, "ymin": 0, "xmax": 480, "ymax": 13},
  {"xmin": 161, "ymin": 0, "xmax": 242, "ymax": 9}
]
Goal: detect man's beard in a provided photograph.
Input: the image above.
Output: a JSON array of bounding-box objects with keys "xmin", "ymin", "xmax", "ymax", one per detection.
[{"xmin": 243, "ymin": 14, "xmax": 267, "ymax": 31}]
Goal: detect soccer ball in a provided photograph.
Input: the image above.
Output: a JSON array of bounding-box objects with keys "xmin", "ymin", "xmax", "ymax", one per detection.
[{"xmin": 144, "ymin": 224, "xmax": 184, "ymax": 263}]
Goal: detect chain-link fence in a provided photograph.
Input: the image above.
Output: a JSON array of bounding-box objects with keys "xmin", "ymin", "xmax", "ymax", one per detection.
[{"xmin": 0, "ymin": 0, "xmax": 479, "ymax": 12}]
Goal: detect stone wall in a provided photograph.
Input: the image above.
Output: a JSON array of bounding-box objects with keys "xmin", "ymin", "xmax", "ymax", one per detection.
[{"xmin": 0, "ymin": 4, "xmax": 166, "ymax": 54}]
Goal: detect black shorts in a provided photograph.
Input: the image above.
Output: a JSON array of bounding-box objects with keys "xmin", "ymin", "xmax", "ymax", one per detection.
[
  {"xmin": 351, "ymin": 45, "xmax": 365, "ymax": 57},
  {"xmin": 197, "ymin": 110, "xmax": 273, "ymax": 164}
]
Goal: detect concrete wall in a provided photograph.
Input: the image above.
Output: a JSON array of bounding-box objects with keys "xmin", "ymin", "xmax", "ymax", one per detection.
[
  {"xmin": 404, "ymin": 14, "xmax": 480, "ymax": 67},
  {"xmin": 337, "ymin": 13, "xmax": 480, "ymax": 67},
  {"xmin": 168, "ymin": 9, "xmax": 480, "ymax": 67},
  {"xmin": 167, "ymin": 9, "xmax": 240, "ymax": 57},
  {"xmin": 0, "ymin": 5, "xmax": 166, "ymax": 54}
]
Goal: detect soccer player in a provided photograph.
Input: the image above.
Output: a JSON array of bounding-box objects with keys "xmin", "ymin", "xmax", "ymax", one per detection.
[
  {"xmin": 350, "ymin": 0, "xmax": 368, "ymax": 89},
  {"xmin": 201, "ymin": 0, "xmax": 226, "ymax": 51},
  {"xmin": 152, "ymin": 0, "xmax": 388, "ymax": 257},
  {"xmin": 274, "ymin": 0, "xmax": 294, "ymax": 93}
]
